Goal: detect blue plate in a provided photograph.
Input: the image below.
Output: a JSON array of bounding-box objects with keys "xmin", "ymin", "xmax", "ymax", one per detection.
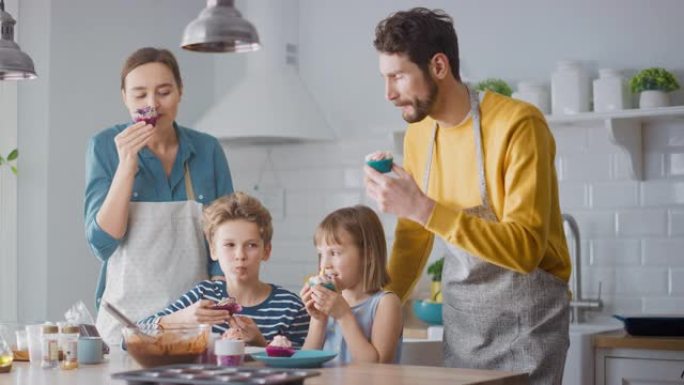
[{"xmin": 251, "ymin": 349, "xmax": 337, "ymax": 368}]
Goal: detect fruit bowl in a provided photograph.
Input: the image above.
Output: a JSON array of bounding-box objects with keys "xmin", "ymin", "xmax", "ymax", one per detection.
[
  {"xmin": 123, "ymin": 324, "xmax": 210, "ymax": 368},
  {"xmin": 412, "ymin": 300, "xmax": 443, "ymax": 325}
]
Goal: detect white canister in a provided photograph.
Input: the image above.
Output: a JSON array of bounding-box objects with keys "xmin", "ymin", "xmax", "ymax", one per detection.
[
  {"xmin": 512, "ymin": 81, "xmax": 551, "ymax": 114},
  {"xmin": 593, "ymin": 69, "xmax": 630, "ymax": 112},
  {"xmin": 551, "ymin": 60, "xmax": 591, "ymax": 115}
]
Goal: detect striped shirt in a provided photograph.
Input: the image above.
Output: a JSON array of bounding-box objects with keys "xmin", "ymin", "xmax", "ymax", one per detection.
[{"xmin": 138, "ymin": 281, "xmax": 310, "ymax": 347}]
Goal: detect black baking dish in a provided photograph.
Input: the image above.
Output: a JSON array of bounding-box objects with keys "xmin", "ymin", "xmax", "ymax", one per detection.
[{"xmin": 613, "ymin": 315, "xmax": 684, "ymax": 337}]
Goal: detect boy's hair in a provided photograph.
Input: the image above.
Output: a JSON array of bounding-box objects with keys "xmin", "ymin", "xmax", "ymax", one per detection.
[
  {"xmin": 314, "ymin": 205, "xmax": 390, "ymax": 293},
  {"xmin": 373, "ymin": 7, "xmax": 460, "ymax": 82},
  {"xmin": 203, "ymin": 192, "xmax": 273, "ymax": 246}
]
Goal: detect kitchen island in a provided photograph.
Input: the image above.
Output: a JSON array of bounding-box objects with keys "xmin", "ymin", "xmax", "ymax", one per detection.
[{"xmin": 1, "ymin": 349, "xmax": 529, "ymax": 385}]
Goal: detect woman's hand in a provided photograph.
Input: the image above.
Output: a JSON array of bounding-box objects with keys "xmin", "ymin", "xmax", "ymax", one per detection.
[
  {"xmin": 228, "ymin": 316, "xmax": 267, "ymax": 347},
  {"xmin": 310, "ymin": 285, "xmax": 351, "ymax": 320},
  {"xmin": 114, "ymin": 121, "xmax": 155, "ymax": 174},
  {"xmin": 161, "ymin": 299, "xmax": 231, "ymax": 326},
  {"xmin": 300, "ymin": 284, "xmax": 327, "ymax": 321}
]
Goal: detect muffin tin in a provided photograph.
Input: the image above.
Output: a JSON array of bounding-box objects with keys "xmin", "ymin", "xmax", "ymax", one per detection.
[{"xmin": 111, "ymin": 364, "xmax": 320, "ymax": 384}]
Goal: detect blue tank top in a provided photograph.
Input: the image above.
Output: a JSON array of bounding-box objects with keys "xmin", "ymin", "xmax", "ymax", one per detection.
[{"xmin": 323, "ymin": 291, "xmax": 402, "ymax": 365}]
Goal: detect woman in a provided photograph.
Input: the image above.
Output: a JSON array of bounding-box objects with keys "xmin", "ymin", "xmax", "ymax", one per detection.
[{"xmin": 85, "ymin": 47, "xmax": 233, "ymax": 345}]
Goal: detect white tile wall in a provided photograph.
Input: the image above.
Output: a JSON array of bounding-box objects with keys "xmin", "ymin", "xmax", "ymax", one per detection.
[{"xmin": 221, "ymin": 117, "xmax": 684, "ymax": 319}]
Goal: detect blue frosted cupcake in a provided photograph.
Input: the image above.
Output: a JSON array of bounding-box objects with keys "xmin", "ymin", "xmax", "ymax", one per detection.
[{"xmin": 365, "ymin": 151, "xmax": 393, "ymax": 173}]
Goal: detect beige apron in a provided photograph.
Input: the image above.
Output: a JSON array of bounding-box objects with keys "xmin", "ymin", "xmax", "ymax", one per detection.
[
  {"xmin": 95, "ymin": 164, "xmax": 208, "ymax": 346},
  {"xmin": 424, "ymin": 89, "xmax": 569, "ymax": 384}
]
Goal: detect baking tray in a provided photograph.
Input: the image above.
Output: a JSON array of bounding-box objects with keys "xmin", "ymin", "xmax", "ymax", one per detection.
[
  {"xmin": 111, "ymin": 364, "xmax": 320, "ymax": 385},
  {"xmin": 613, "ymin": 315, "xmax": 684, "ymax": 337}
]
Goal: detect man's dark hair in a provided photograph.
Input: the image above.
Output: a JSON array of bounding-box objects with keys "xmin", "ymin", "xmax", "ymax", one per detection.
[{"xmin": 373, "ymin": 7, "xmax": 460, "ymax": 81}]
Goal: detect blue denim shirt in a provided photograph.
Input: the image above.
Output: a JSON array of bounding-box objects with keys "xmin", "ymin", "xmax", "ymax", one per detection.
[{"xmin": 84, "ymin": 122, "xmax": 233, "ymax": 309}]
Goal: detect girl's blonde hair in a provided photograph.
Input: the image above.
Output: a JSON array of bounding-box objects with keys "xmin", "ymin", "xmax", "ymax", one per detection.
[
  {"xmin": 203, "ymin": 192, "xmax": 273, "ymax": 247},
  {"xmin": 314, "ymin": 205, "xmax": 390, "ymax": 293}
]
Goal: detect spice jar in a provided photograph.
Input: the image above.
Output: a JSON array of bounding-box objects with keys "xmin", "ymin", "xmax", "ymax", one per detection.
[
  {"xmin": 60, "ymin": 325, "xmax": 80, "ymax": 370},
  {"xmin": 215, "ymin": 339, "xmax": 244, "ymax": 367},
  {"xmin": 41, "ymin": 324, "xmax": 59, "ymax": 369}
]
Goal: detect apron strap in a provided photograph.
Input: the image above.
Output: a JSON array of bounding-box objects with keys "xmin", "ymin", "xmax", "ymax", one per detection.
[
  {"xmin": 422, "ymin": 87, "xmax": 491, "ymax": 210},
  {"xmin": 184, "ymin": 163, "xmax": 196, "ymax": 201}
]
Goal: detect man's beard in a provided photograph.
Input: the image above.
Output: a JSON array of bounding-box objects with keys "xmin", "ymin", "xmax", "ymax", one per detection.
[{"xmin": 401, "ymin": 77, "xmax": 438, "ymax": 123}]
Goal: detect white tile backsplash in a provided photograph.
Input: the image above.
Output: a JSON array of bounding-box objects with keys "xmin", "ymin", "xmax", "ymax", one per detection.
[
  {"xmin": 616, "ymin": 209, "xmax": 667, "ymax": 237},
  {"xmin": 223, "ymin": 117, "xmax": 684, "ymax": 317}
]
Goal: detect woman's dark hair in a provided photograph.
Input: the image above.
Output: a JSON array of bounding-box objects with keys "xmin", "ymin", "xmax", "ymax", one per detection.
[
  {"xmin": 120, "ymin": 47, "xmax": 183, "ymax": 90},
  {"xmin": 374, "ymin": 7, "xmax": 460, "ymax": 81}
]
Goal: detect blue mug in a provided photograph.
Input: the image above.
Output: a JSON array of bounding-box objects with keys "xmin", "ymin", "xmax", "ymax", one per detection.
[{"xmin": 78, "ymin": 336, "xmax": 104, "ymax": 364}]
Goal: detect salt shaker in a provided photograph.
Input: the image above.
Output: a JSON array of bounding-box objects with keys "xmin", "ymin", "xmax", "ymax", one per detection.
[{"xmin": 215, "ymin": 339, "xmax": 245, "ymax": 367}]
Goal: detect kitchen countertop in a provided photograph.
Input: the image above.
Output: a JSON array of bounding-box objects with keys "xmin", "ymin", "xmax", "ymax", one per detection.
[
  {"xmin": 0, "ymin": 349, "xmax": 529, "ymax": 385},
  {"xmin": 594, "ymin": 330, "xmax": 684, "ymax": 351}
]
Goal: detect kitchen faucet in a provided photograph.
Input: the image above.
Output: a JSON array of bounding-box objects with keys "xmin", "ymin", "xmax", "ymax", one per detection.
[{"xmin": 562, "ymin": 213, "xmax": 602, "ymax": 323}]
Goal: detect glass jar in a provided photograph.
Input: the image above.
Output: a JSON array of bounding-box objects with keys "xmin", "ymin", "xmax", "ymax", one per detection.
[
  {"xmin": 0, "ymin": 333, "xmax": 13, "ymax": 373},
  {"xmin": 60, "ymin": 325, "xmax": 80, "ymax": 370},
  {"xmin": 41, "ymin": 324, "xmax": 59, "ymax": 369},
  {"xmin": 512, "ymin": 81, "xmax": 551, "ymax": 114},
  {"xmin": 551, "ymin": 60, "xmax": 591, "ymax": 115},
  {"xmin": 215, "ymin": 339, "xmax": 244, "ymax": 367},
  {"xmin": 593, "ymin": 69, "xmax": 629, "ymax": 112}
]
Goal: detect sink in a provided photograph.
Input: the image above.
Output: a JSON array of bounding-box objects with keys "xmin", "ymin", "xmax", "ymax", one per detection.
[{"xmin": 563, "ymin": 323, "xmax": 622, "ymax": 385}]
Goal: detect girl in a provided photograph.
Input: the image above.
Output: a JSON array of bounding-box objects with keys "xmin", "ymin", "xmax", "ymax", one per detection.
[{"xmin": 301, "ymin": 205, "xmax": 402, "ymax": 364}]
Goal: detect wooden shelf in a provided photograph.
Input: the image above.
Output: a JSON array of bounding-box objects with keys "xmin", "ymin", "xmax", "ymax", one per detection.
[{"xmin": 546, "ymin": 106, "xmax": 684, "ymax": 180}]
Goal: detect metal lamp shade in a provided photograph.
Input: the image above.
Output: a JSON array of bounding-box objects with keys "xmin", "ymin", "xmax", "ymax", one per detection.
[
  {"xmin": 0, "ymin": 3, "xmax": 37, "ymax": 80},
  {"xmin": 181, "ymin": 0, "xmax": 260, "ymax": 53}
]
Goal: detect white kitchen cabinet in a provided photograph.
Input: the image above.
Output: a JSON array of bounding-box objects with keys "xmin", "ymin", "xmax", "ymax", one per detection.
[{"xmin": 595, "ymin": 348, "xmax": 684, "ymax": 385}]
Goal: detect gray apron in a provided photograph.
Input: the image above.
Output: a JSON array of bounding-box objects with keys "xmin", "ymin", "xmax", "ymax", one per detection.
[{"xmin": 423, "ymin": 89, "xmax": 569, "ymax": 384}]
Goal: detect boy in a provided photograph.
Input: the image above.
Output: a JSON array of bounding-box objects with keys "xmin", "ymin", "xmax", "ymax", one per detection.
[{"xmin": 139, "ymin": 192, "xmax": 310, "ymax": 347}]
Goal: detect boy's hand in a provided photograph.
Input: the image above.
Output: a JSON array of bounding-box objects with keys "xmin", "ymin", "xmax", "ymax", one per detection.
[
  {"xmin": 162, "ymin": 299, "xmax": 231, "ymax": 325},
  {"xmin": 311, "ymin": 285, "xmax": 350, "ymax": 320},
  {"xmin": 229, "ymin": 316, "xmax": 267, "ymax": 347},
  {"xmin": 300, "ymin": 284, "xmax": 327, "ymax": 321}
]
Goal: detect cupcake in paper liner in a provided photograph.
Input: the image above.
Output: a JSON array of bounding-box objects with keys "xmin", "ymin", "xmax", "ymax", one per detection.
[
  {"xmin": 307, "ymin": 273, "xmax": 336, "ymax": 292},
  {"xmin": 133, "ymin": 106, "xmax": 158, "ymax": 126},
  {"xmin": 222, "ymin": 327, "xmax": 247, "ymax": 341},
  {"xmin": 265, "ymin": 334, "xmax": 295, "ymax": 357},
  {"xmin": 212, "ymin": 297, "xmax": 243, "ymax": 315},
  {"xmin": 365, "ymin": 151, "xmax": 393, "ymax": 173}
]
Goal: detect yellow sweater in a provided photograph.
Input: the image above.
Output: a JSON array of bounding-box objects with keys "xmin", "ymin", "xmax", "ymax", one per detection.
[{"xmin": 387, "ymin": 92, "xmax": 571, "ymax": 302}]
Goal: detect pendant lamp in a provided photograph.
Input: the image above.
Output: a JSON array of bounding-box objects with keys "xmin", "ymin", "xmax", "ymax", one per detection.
[
  {"xmin": 181, "ymin": 0, "xmax": 260, "ymax": 53},
  {"xmin": 0, "ymin": 0, "xmax": 37, "ymax": 80}
]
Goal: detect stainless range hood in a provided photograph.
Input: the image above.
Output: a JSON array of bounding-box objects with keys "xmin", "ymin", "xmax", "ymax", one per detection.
[{"xmin": 194, "ymin": 0, "xmax": 334, "ymax": 143}]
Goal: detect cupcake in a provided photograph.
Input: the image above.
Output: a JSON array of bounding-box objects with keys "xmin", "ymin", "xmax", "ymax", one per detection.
[
  {"xmin": 133, "ymin": 106, "xmax": 158, "ymax": 126},
  {"xmin": 212, "ymin": 297, "xmax": 243, "ymax": 315},
  {"xmin": 307, "ymin": 271, "xmax": 336, "ymax": 291},
  {"xmin": 221, "ymin": 327, "xmax": 246, "ymax": 341},
  {"xmin": 365, "ymin": 151, "xmax": 393, "ymax": 173},
  {"xmin": 265, "ymin": 335, "xmax": 295, "ymax": 358}
]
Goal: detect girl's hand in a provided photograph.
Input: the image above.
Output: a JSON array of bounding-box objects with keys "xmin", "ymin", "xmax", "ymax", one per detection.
[
  {"xmin": 311, "ymin": 285, "xmax": 350, "ymax": 320},
  {"xmin": 114, "ymin": 121, "xmax": 155, "ymax": 174},
  {"xmin": 229, "ymin": 316, "xmax": 267, "ymax": 347},
  {"xmin": 300, "ymin": 284, "xmax": 327, "ymax": 321},
  {"xmin": 162, "ymin": 300, "xmax": 231, "ymax": 325}
]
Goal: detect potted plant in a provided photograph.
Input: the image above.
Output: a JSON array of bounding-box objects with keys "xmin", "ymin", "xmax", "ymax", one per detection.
[
  {"xmin": 426, "ymin": 257, "xmax": 444, "ymax": 303},
  {"xmin": 0, "ymin": 148, "xmax": 18, "ymax": 175},
  {"xmin": 629, "ymin": 67, "xmax": 680, "ymax": 108},
  {"xmin": 474, "ymin": 78, "xmax": 513, "ymax": 97}
]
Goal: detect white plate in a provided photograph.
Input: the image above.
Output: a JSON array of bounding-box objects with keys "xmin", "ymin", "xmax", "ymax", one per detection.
[{"xmin": 245, "ymin": 346, "xmax": 266, "ymax": 355}]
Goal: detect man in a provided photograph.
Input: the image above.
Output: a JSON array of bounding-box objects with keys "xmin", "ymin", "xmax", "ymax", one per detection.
[{"xmin": 364, "ymin": 7, "xmax": 571, "ymax": 385}]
